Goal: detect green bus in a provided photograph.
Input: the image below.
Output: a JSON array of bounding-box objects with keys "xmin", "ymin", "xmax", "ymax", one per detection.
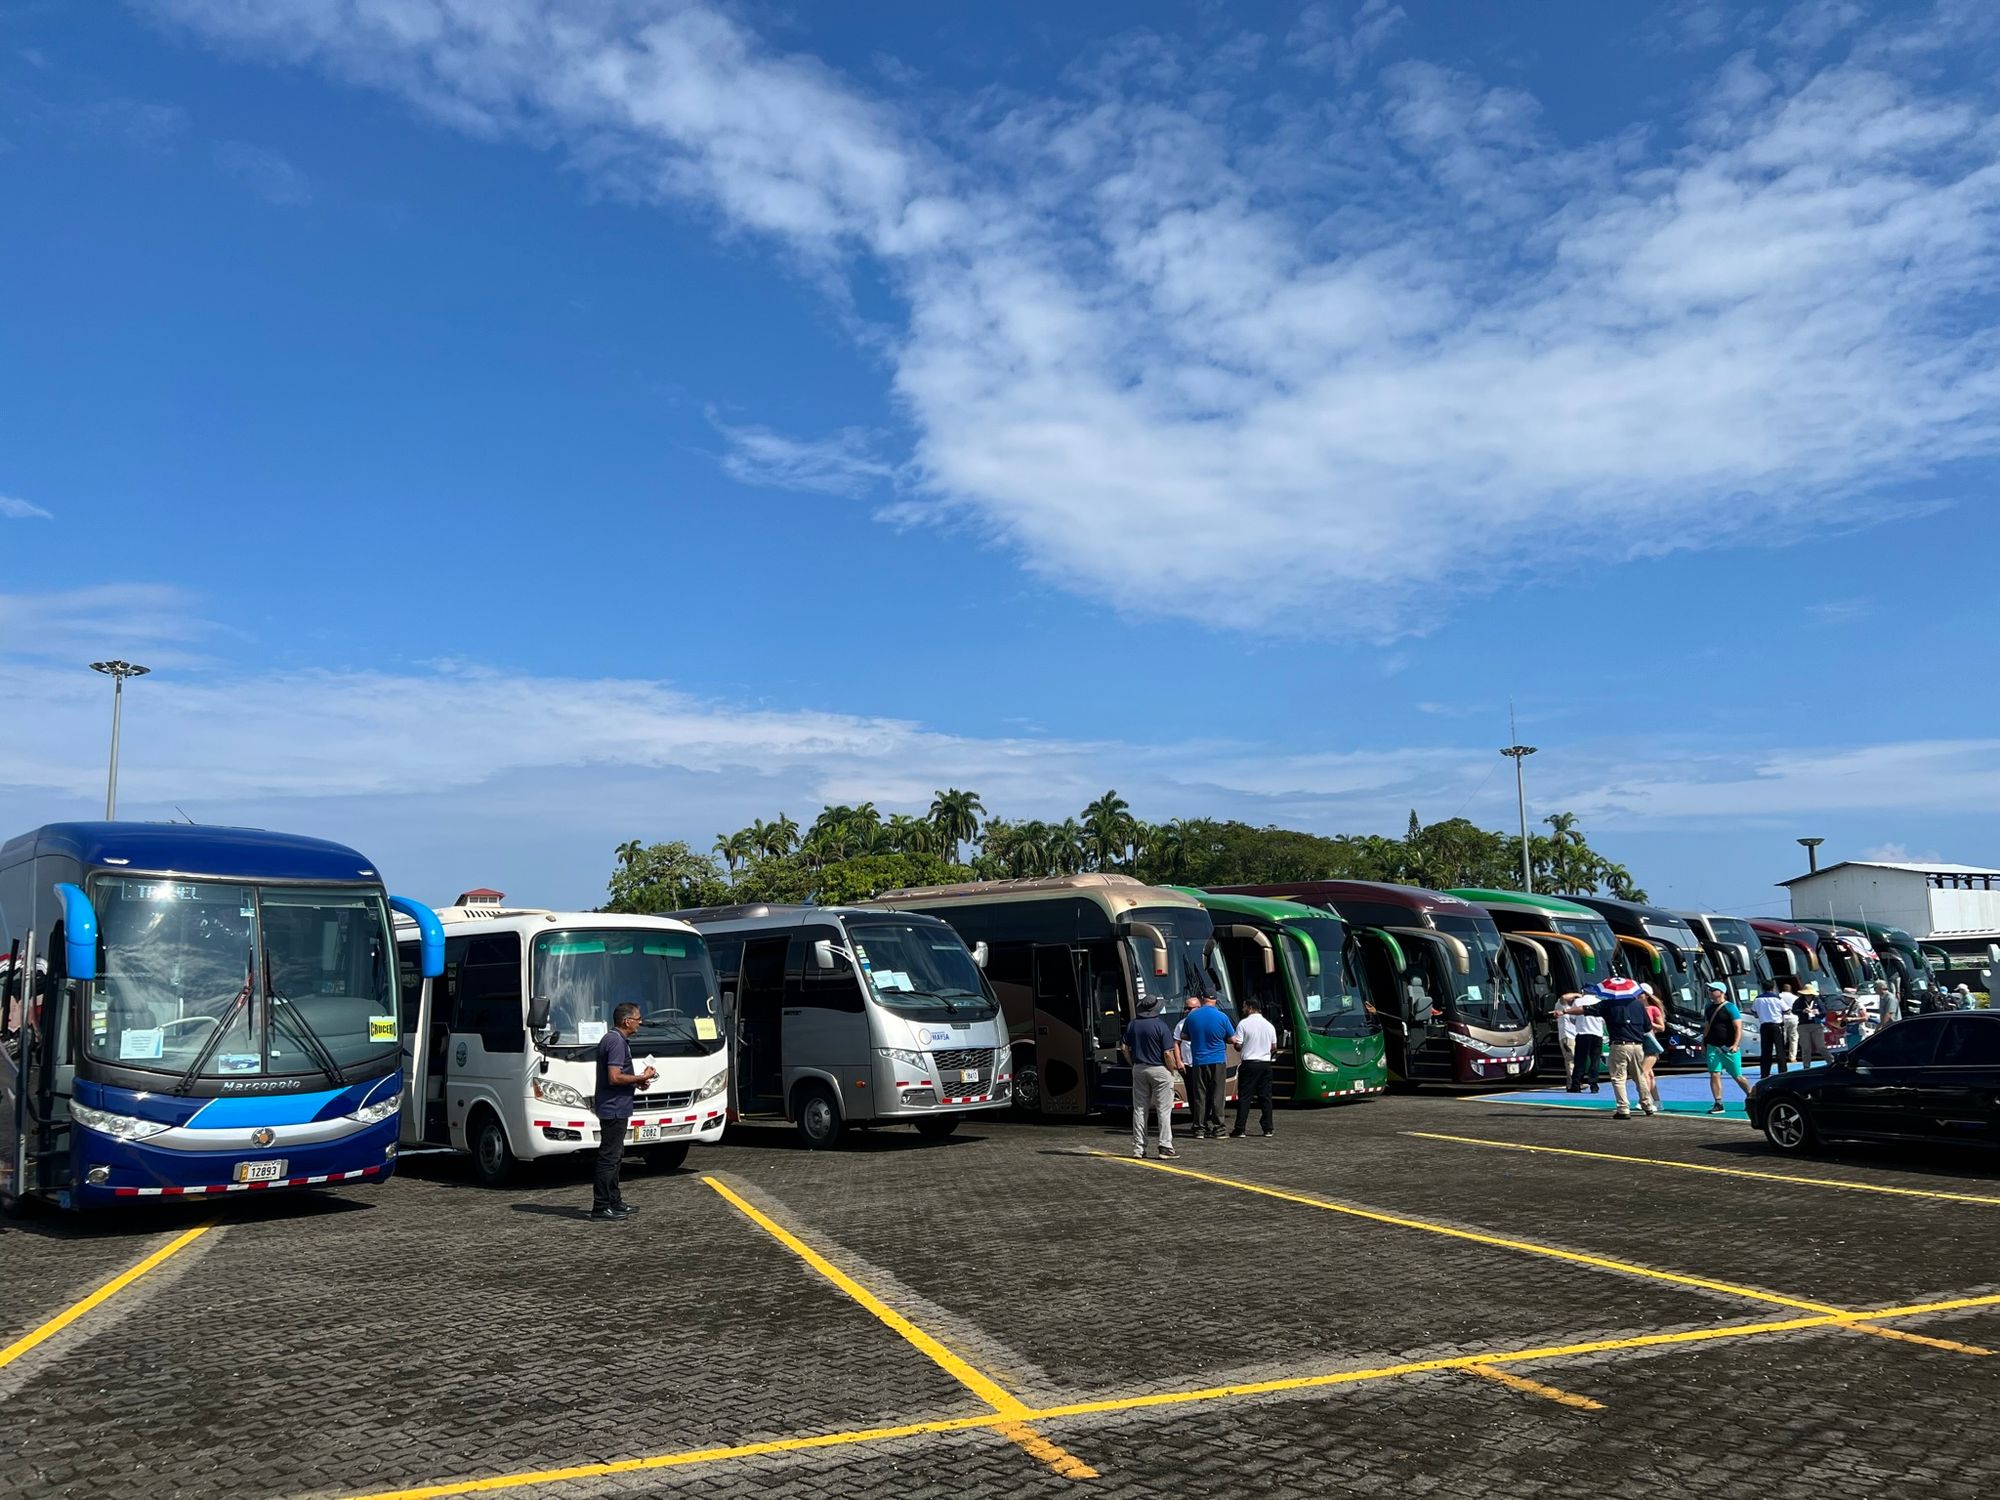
[
  {"xmin": 1446, "ymin": 889, "xmax": 1621, "ymax": 1077},
  {"xmin": 1176, "ymin": 889, "xmax": 1388, "ymax": 1103}
]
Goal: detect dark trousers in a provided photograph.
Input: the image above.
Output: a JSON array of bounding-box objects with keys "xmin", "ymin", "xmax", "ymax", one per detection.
[
  {"xmin": 1568, "ymin": 1034, "xmax": 1603, "ymax": 1089},
  {"xmin": 1190, "ymin": 1062, "xmax": 1226, "ymax": 1134},
  {"xmin": 593, "ymin": 1116, "xmax": 628, "ymax": 1212},
  {"xmin": 1758, "ymin": 1023, "xmax": 1789, "ymax": 1078},
  {"xmin": 1233, "ymin": 1059, "xmax": 1275, "ymax": 1135}
]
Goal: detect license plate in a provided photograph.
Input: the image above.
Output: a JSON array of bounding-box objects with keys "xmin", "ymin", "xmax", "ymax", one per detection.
[
  {"xmin": 957, "ymin": 1068, "xmax": 980, "ymax": 1083},
  {"xmin": 634, "ymin": 1124, "xmax": 662, "ymax": 1142},
  {"xmin": 235, "ymin": 1159, "xmax": 287, "ymax": 1183}
]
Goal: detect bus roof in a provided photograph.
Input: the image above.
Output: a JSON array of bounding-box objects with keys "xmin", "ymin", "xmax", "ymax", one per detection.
[
  {"xmin": 0, "ymin": 820, "xmax": 381, "ymax": 884},
  {"xmin": 865, "ymin": 873, "xmax": 1201, "ymax": 915},
  {"xmin": 406, "ymin": 907, "xmax": 702, "ymax": 935},
  {"xmin": 1446, "ymin": 888, "xmax": 1606, "ymax": 920},
  {"xmin": 1565, "ymin": 895, "xmax": 1698, "ymax": 928},
  {"xmin": 1173, "ymin": 888, "xmax": 1343, "ymax": 926},
  {"xmin": 1212, "ymin": 879, "xmax": 1480, "ymax": 917},
  {"xmin": 677, "ymin": 902, "xmax": 957, "ymax": 929},
  {"xmin": 1749, "ymin": 917, "xmax": 1824, "ymax": 943},
  {"xmin": 1796, "ymin": 917, "xmax": 1913, "ymax": 947}
]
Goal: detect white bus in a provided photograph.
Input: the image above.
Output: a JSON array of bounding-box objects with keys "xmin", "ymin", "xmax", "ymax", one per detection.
[
  {"xmin": 678, "ymin": 903, "xmax": 1011, "ymax": 1148},
  {"xmin": 393, "ymin": 903, "xmax": 728, "ymax": 1186}
]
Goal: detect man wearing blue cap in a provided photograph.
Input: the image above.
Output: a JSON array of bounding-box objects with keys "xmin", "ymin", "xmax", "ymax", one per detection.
[{"xmin": 1556, "ymin": 977, "xmax": 1656, "ymax": 1120}]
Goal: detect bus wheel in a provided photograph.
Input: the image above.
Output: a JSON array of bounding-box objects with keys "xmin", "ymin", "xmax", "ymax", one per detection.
[
  {"xmin": 643, "ymin": 1142, "xmax": 690, "ymax": 1173},
  {"xmin": 794, "ymin": 1084, "xmax": 844, "ymax": 1149},
  {"xmin": 1011, "ymin": 1061, "xmax": 1040, "ymax": 1115},
  {"xmin": 914, "ymin": 1116, "xmax": 960, "ymax": 1140},
  {"xmin": 469, "ymin": 1111, "xmax": 517, "ymax": 1187}
]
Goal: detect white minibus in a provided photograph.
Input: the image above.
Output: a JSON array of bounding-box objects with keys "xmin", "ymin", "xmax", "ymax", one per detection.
[{"xmin": 394, "ymin": 903, "xmax": 728, "ymax": 1185}]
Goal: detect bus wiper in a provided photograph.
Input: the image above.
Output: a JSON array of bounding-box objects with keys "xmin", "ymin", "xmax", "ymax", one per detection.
[
  {"xmin": 172, "ymin": 953, "xmax": 255, "ymax": 1096},
  {"xmin": 270, "ymin": 991, "xmax": 346, "ymax": 1085}
]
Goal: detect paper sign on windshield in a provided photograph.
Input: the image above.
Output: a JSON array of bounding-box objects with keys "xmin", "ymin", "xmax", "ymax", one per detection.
[
  {"xmin": 368, "ymin": 1016, "xmax": 397, "ymax": 1043},
  {"xmin": 694, "ymin": 1017, "xmax": 718, "ymax": 1040},
  {"xmin": 577, "ymin": 1021, "xmax": 607, "ymax": 1044},
  {"xmin": 120, "ymin": 1028, "xmax": 164, "ymax": 1060}
]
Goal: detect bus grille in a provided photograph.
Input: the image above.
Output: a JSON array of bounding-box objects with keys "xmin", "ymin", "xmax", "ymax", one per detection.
[
  {"xmin": 635, "ymin": 1090, "xmax": 696, "ymax": 1111},
  {"xmin": 930, "ymin": 1049, "xmax": 991, "ymax": 1085}
]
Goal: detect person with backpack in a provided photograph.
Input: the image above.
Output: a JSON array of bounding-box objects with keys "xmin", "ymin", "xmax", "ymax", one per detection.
[{"xmin": 1703, "ymin": 980, "xmax": 1754, "ymax": 1113}]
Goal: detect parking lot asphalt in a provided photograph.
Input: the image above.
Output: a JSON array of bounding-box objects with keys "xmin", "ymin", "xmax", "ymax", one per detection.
[{"xmin": 5, "ymin": 1088, "xmax": 2000, "ymax": 1500}]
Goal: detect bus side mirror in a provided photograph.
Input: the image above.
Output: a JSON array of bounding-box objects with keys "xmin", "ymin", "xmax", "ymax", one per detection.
[
  {"xmin": 57, "ymin": 883, "xmax": 98, "ymax": 983},
  {"xmin": 525, "ymin": 996, "xmax": 552, "ymax": 1032},
  {"xmin": 972, "ymin": 941, "xmax": 989, "ymax": 970}
]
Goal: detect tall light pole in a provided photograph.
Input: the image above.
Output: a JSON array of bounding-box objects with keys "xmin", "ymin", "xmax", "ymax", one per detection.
[
  {"xmin": 1501, "ymin": 706, "xmax": 1538, "ymax": 892},
  {"xmin": 89, "ymin": 660, "xmax": 150, "ymax": 820},
  {"xmin": 1797, "ymin": 836, "xmax": 1825, "ymax": 874}
]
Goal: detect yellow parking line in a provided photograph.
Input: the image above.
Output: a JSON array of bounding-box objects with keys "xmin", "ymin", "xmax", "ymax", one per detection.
[
  {"xmin": 1846, "ymin": 1323, "xmax": 1991, "ymax": 1356},
  {"xmin": 703, "ymin": 1177, "xmax": 1096, "ymax": 1481},
  {"xmin": 1405, "ymin": 1132, "xmax": 2000, "ymax": 1207},
  {"xmin": 0, "ymin": 1223, "xmax": 211, "ymax": 1371},
  {"xmin": 337, "ymin": 1291, "xmax": 2000, "ymax": 1500},
  {"xmin": 1088, "ymin": 1151, "xmax": 1841, "ymax": 1314},
  {"xmin": 1465, "ymin": 1365, "xmax": 1604, "ymax": 1411}
]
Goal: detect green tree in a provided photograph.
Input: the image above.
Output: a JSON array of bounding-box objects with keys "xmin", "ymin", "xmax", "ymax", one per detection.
[
  {"xmin": 928, "ymin": 788, "xmax": 986, "ymax": 862},
  {"xmin": 606, "ymin": 840, "xmax": 731, "ymax": 914},
  {"xmin": 713, "ymin": 829, "xmax": 754, "ymax": 875},
  {"xmin": 1082, "ymin": 790, "xmax": 1135, "ymax": 870}
]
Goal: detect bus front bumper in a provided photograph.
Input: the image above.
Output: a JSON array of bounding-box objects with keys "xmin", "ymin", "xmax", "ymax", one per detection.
[{"xmin": 68, "ymin": 1116, "xmax": 400, "ymax": 1206}]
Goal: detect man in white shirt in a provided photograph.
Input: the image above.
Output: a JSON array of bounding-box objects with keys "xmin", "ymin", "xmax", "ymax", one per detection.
[
  {"xmin": 1567, "ymin": 1004, "xmax": 1607, "ymax": 1092},
  {"xmin": 1227, "ymin": 996, "xmax": 1280, "ymax": 1139},
  {"xmin": 1555, "ymin": 1004, "xmax": 1578, "ymax": 1077},
  {"xmin": 1750, "ymin": 982, "xmax": 1792, "ymax": 1079}
]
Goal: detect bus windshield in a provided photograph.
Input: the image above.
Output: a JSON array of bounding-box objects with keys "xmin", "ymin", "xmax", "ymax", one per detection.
[
  {"xmin": 843, "ymin": 918, "xmax": 999, "ymax": 1021},
  {"xmin": 1278, "ymin": 919, "xmax": 1375, "ymax": 1037},
  {"xmin": 1120, "ymin": 906, "xmax": 1231, "ymax": 1014},
  {"xmin": 1703, "ymin": 918, "xmax": 1775, "ymax": 990},
  {"xmin": 1433, "ymin": 914, "xmax": 1530, "ymax": 1029},
  {"xmin": 533, "ymin": 928, "xmax": 725, "ymax": 1054},
  {"xmin": 1551, "ymin": 917, "xmax": 1620, "ymax": 980},
  {"xmin": 89, "ymin": 876, "xmax": 397, "ymax": 1079}
]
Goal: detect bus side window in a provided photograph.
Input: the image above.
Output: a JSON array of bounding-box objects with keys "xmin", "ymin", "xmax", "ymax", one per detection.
[
  {"xmin": 795, "ymin": 925, "xmax": 863, "ymax": 1013},
  {"xmin": 705, "ymin": 937, "xmax": 744, "ymax": 987},
  {"xmin": 395, "ymin": 942, "xmax": 424, "ymax": 1031},
  {"xmin": 456, "ymin": 933, "xmax": 524, "ymax": 1052}
]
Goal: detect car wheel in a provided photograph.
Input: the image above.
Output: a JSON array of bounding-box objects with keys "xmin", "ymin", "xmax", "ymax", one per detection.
[
  {"xmin": 1762, "ymin": 1098, "xmax": 1815, "ymax": 1153},
  {"xmin": 469, "ymin": 1111, "xmax": 517, "ymax": 1187},
  {"xmin": 642, "ymin": 1142, "xmax": 690, "ymax": 1172},
  {"xmin": 914, "ymin": 1116, "xmax": 960, "ymax": 1140},
  {"xmin": 794, "ymin": 1083, "xmax": 844, "ymax": 1149}
]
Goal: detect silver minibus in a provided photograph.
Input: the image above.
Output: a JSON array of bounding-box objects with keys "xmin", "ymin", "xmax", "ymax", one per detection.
[{"xmin": 678, "ymin": 903, "xmax": 1010, "ymax": 1148}]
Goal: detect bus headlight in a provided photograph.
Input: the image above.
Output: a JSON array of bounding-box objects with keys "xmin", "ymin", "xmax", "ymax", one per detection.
[
  {"xmin": 68, "ymin": 1101, "xmax": 174, "ymax": 1142},
  {"xmin": 885, "ymin": 1048, "xmax": 928, "ymax": 1073},
  {"xmin": 346, "ymin": 1089, "xmax": 404, "ymax": 1125},
  {"xmin": 696, "ymin": 1070, "xmax": 728, "ymax": 1101},
  {"xmin": 1302, "ymin": 1053, "xmax": 1337, "ymax": 1074},
  {"xmin": 532, "ymin": 1078, "xmax": 591, "ymax": 1110}
]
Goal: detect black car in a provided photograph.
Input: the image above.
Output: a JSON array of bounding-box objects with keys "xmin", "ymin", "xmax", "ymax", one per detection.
[{"xmin": 1748, "ymin": 1012, "xmax": 2000, "ymax": 1154}]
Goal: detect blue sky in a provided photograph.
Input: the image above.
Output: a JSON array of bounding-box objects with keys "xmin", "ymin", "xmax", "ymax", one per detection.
[{"xmin": 4, "ymin": 0, "xmax": 1998, "ymax": 916}]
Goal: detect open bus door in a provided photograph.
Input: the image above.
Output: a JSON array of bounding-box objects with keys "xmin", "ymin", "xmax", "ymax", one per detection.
[
  {"xmin": 389, "ymin": 898, "xmax": 445, "ymax": 1149},
  {"xmin": 5, "ymin": 889, "xmax": 95, "ymax": 1210},
  {"xmin": 1355, "ymin": 929, "xmax": 1424, "ymax": 1081},
  {"xmin": 1, "ymin": 931, "xmax": 34, "ymax": 1207},
  {"xmin": 1031, "ymin": 944, "xmax": 1089, "ymax": 1117}
]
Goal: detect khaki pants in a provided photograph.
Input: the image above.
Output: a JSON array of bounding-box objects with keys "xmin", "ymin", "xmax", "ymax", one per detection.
[{"xmin": 1606, "ymin": 1041, "xmax": 1646, "ymax": 1109}]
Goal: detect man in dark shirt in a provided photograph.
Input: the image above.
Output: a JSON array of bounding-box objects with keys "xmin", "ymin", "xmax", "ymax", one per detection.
[
  {"xmin": 1121, "ymin": 996, "xmax": 1180, "ymax": 1159},
  {"xmin": 592, "ymin": 1002, "xmax": 657, "ymax": 1221},
  {"xmin": 1556, "ymin": 977, "xmax": 1655, "ymax": 1120}
]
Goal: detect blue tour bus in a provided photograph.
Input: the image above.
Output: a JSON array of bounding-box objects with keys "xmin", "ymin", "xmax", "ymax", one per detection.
[{"xmin": 0, "ymin": 823, "xmax": 442, "ymax": 1210}]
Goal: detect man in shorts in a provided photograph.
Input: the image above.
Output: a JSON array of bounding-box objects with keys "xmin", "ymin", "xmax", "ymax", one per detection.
[{"xmin": 1703, "ymin": 980, "xmax": 1753, "ymax": 1113}]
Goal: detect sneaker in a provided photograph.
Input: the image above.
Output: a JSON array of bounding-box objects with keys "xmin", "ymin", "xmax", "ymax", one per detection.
[
  {"xmin": 1133, "ymin": 1147, "xmax": 1147, "ymax": 1159},
  {"xmin": 1640, "ymin": 1104, "xmax": 1657, "ymax": 1116},
  {"xmin": 1227, "ymin": 1131, "xmax": 1246, "ymax": 1139},
  {"xmin": 1589, "ymin": 1084, "xmax": 1601, "ymax": 1094},
  {"xmin": 590, "ymin": 1207, "xmax": 624, "ymax": 1221},
  {"xmin": 614, "ymin": 1203, "xmax": 638, "ymax": 1217},
  {"xmin": 1612, "ymin": 1109, "xmax": 1631, "ymax": 1120},
  {"xmin": 1159, "ymin": 1146, "xmax": 1179, "ymax": 1159},
  {"xmin": 1564, "ymin": 1086, "xmax": 1582, "ymax": 1093},
  {"xmin": 1707, "ymin": 1103, "xmax": 1725, "ymax": 1114},
  {"xmin": 1260, "ymin": 1130, "xmax": 1275, "ymax": 1138}
]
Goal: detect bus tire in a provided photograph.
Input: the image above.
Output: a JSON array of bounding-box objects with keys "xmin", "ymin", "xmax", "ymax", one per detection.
[
  {"xmin": 468, "ymin": 1109, "xmax": 517, "ymax": 1187},
  {"xmin": 793, "ymin": 1083, "xmax": 844, "ymax": 1149},
  {"xmin": 1011, "ymin": 1058, "xmax": 1040, "ymax": 1115},
  {"xmin": 914, "ymin": 1116, "xmax": 960, "ymax": 1140},
  {"xmin": 643, "ymin": 1142, "xmax": 690, "ymax": 1173}
]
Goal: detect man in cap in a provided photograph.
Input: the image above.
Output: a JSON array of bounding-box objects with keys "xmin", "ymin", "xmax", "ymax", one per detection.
[
  {"xmin": 1701, "ymin": 980, "xmax": 1753, "ymax": 1113},
  {"xmin": 1556, "ymin": 976, "xmax": 1656, "ymax": 1120},
  {"xmin": 1121, "ymin": 995, "xmax": 1180, "ymax": 1159}
]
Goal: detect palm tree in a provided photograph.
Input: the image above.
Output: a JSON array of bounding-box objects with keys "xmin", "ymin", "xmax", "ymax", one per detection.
[
  {"xmin": 614, "ymin": 838, "xmax": 643, "ymax": 871},
  {"xmin": 1150, "ymin": 819, "xmax": 1191, "ymax": 882},
  {"xmin": 1082, "ymin": 790, "xmax": 1134, "ymax": 870},
  {"xmin": 712, "ymin": 830, "xmax": 753, "ymax": 875},
  {"xmin": 1544, "ymin": 811, "xmax": 1587, "ymax": 893},
  {"xmin": 885, "ymin": 813, "xmax": 932, "ymax": 855},
  {"xmin": 768, "ymin": 814, "xmax": 800, "ymax": 856},
  {"xmin": 928, "ymin": 788, "xmax": 986, "ymax": 862},
  {"xmin": 1054, "ymin": 817, "xmax": 1086, "ymax": 875}
]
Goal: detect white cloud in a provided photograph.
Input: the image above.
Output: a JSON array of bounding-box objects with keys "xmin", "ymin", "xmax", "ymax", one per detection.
[
  {"xmin": 1284, "ymin": 0, "xmax": 1407, "ymax": 79},
  {"xmin": 712, "ymin": 418, "xmax": 895, "ymax": 497},
  {"xmin": 145, "ymin": 0, "xmax": 2000, "ymax": 636},
  {"xmin": 210, "ymin": 139, "xmax": 311, "ymax": 205},
  {"xmin": 0, "ymin": 495, "xmax": 52, "ymax": 520},
  {"xmin": 0, "ymin": 584, "xmax": 216, "ymax": 668}
]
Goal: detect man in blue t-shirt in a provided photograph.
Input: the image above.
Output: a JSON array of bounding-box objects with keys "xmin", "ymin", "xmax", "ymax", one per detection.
[
  {"xmin": 591, "ymin": 1002, "xmax": 657, "ymax": 1221},
  {"xmin": 1179, "ymin": 992, "xmax": 1236, "ymax": 1140},
  {"xmin": 1122, "ymin": 997, "xmax": 1181, "ymax": 1159}
]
